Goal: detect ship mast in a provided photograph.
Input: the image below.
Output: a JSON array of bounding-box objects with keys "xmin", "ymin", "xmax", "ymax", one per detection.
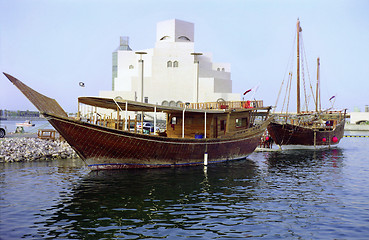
[
  {"xmin": 316, "ymin": 57, "xmax": 321, "ymax": 112},
  {"xmin": 296, "ymin": 19, "xmax": 301, "ymax": 114}
]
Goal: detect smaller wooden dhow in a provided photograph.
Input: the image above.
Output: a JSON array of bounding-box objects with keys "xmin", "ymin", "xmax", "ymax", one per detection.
[
  {"xmin": 267, "ymin": 19, "xmax": 346, "ymax": 148},
  {"xmin": 4, "ymin": 73, "xmax": 272, "ymax": 170}
]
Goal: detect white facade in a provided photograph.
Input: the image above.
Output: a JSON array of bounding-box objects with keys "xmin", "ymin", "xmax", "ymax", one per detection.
[
  {"xmin": 100, "ymin": 19, "xmax": 240, "ymax": 106},
  {"xmin": 350, "ymin": 112, "xmax": 369, "ymax": 124}
]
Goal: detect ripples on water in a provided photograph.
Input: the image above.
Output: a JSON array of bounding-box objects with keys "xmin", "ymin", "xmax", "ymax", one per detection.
[{"xmin": 1, "ymin": 136, "xmax": 369, "ymax": 239}]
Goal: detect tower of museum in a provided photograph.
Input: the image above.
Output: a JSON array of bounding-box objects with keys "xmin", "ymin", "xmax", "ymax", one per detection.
[{"xmin": 99, "ymin": 19, "xmax": 240, "ymax": 106}]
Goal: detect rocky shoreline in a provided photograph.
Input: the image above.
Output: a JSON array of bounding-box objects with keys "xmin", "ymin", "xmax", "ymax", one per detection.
[{"xmin": 0, "ymin": 137, "xmax": 79, "ymax": 162}]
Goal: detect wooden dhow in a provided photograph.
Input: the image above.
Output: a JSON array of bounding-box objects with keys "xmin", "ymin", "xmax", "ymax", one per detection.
[
  {"xmin": 267, "ymin": 19, "xmax": 346, "ymax": 148},
  {"xmin": 4, "ymin": 73, "xmax": 272, "ymax": 170}
]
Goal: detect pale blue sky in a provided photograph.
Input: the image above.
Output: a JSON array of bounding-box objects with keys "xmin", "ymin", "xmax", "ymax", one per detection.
[{"xmin": 1, "ymin": 0, "xmax": 368, "ymax": 113}]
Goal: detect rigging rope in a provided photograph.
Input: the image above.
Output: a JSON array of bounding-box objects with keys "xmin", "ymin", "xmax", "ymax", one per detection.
[
  {"xmin": 300, "ymin": 33, "xmax": 316, "ymax": 112},
  {"xmin": 285, "ymin": 72, "xmax": 293, "ymax": 120},
  {"xmin": 281, "ymin": 72, "xmax": 291, "ymax": 114},
  {"xmin": 274, "ymin": 31, "xmax": 296, "ymax": 113},
  {"xmin": 300, "ymin": 33, "xmax": 309, "ymax": 112}
]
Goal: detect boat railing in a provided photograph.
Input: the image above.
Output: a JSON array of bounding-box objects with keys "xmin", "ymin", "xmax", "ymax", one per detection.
[{"xmin": 179, "ymin": 100, "xmax": 263, "ymax": 110}]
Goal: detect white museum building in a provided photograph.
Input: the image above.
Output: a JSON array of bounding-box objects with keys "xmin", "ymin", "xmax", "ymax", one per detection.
[{"xmin": 99, "ymin": 19, "xmax": 241, "ymax": 107}]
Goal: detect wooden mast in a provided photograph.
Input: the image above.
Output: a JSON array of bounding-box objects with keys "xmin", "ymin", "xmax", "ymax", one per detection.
[
  {"xmin": 296, "ymin": 19, "xmax": 301, "ymax": 114},
  {"xmin": 316, "ymin": 57, "xmax": 320, "ymax": 112}
]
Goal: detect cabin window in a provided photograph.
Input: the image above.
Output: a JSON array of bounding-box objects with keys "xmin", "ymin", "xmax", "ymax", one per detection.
[
  {"xmin": 144, "ymin": 97, "xmax": 148, "ymax": 103},
  {"xmin": 173, "ymin": 61, "xmax": 179, "ymax": 68},
  {"xmin": 235, "ymin": 118, "xmax": 248, "ymax": 128},
  {"xmin": 167, "ymin": 61, "xmax": 172, "ymax": 67},
  {"xmin": 217, "ymin": 68, "xmax": 220, "ymax": 71},
  {"xmin": 129, "ymin": 65, "xmax": 134, "ymax": 69},
  {"xmin": 220, "ymin": 120, "xmax": 226, "ymax": 131},
  {"xmin": 171, "ymin": 117, "xmax": 177, "ymax": 125},
  {"xmin": 162, "ymin": 100, "xmax": 169, "ymax": 106}
]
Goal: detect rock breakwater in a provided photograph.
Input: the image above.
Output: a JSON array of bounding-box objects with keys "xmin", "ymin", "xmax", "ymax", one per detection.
[{"xmin": 0, "ymin": 138, "xmax": 79, "ymax": 162}]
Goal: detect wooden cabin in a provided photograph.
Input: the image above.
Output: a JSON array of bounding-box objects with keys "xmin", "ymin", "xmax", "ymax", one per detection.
[
  {"xmin": 77, "ymin": 97, "xmax": 270, "ymax": 139},
  {"xmin": 165, "ymin": 109, "xmax": 255, "ymax": 139}
]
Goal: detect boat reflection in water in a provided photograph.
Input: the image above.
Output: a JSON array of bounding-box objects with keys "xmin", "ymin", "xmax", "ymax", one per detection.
[
  {"xmin": 265, "ymin": 147, "xmax": 344, "ymax": 169},
  {"xmin": 34, "ymin": 148, "xmax": 346, "ymax": 239},
  {"xmin": 36, "ymin": 159, "xmax": 259, "ymax": 239}
]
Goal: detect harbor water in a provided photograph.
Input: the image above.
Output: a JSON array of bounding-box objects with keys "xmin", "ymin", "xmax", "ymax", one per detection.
[
  {"xmin": 1, "ymin": 132, "xmax": 369, "ymax": 239},
  {"xmin": 1, "ymin": 119, "xmax": 53, "ymax": 135}
]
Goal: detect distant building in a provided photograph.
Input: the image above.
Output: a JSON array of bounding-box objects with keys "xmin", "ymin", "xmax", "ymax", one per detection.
[
  {"xmin": 350, "ymin": 105, "xmax": 369, "ymax": 124},
  {"xmin": 100, "ymin": 19, "xmax": 240, "ymax": 106}
]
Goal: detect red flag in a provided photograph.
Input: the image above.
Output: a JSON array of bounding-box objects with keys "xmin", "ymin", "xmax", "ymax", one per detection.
[{"xmin": 243, "ymin": 89, "xmax": 252, "ymax": 95}]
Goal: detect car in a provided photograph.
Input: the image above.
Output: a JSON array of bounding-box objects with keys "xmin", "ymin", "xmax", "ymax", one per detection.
[
  {"xmin": 136, "ymin": 122, "xmax": 160, "ymax": 133},
  {"xmin": 0, "ymin": 124, "xmax": 7, "ymax": 138}
]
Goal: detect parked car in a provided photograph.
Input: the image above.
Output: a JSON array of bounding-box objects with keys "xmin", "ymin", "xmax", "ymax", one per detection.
[
  {"xmin": 136, "ymin": 122, "xmax": 160, "ymax": 133},
  {"xmin": 0, "ymin": 124, "xmax": 7, "ymax": 138}
]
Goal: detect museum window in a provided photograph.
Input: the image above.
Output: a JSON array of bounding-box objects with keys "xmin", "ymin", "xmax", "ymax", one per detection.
[
  {"xmin": 178, "ymin": 36, "xmax": 191, "ymax": 41},
  {"xmin": 167, "ymin": 61, "xmax": 172, "ymax": 67},
  {"xmin": 160, "ymin": 36, "xmax": 170, "ymax": 41}
]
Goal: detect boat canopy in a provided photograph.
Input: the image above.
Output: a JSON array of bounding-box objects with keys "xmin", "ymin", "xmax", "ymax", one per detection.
[{"xmin": 78, "ymin": 96, "xmax": 270, "ymax": 114}]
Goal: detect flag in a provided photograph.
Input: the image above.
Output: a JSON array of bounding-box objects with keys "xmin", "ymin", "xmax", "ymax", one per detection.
[
  {"xmin": 243, "ymin": 89, "xmax": 252, "ymax": 95},
  {"xmin": 243, "ymin": 85, "xmax": 259, "ymax": 95},
  {"xmin": 79, "ymin": 82, "xmax": 85, "ymax": 87},
  {"xmin": 329, "ymin": 96, "xmax": 335, "ymax": 101}
]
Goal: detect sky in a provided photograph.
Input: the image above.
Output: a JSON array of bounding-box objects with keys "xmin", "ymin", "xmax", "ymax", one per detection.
[{"xmin": 1, "ymin": 0, "xmax": 368, "ymax": 113}]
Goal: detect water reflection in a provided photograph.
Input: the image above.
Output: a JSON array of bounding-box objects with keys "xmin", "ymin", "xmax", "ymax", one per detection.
[
  {"xmin": 3, "ymin": 146, "xmax": 361, "ymax": 239},
  {"xmin": 37, "ymin": 159, "xmax": 259, "ymax": 239},
  {"xmin": 266, "ymin": 147, "xmax": 344, "ymax": 169}
]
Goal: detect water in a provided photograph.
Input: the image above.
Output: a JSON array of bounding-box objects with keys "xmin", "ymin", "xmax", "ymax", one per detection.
[
  {"xmin": 1, "ymin": 133, "xmax": 369, "ymax": 239},
  {"xmin": 0, "ymin": 120, "xmax": 52, "ymax": 134}
]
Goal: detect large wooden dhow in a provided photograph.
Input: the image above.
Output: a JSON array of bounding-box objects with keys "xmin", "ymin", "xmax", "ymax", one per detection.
[
  {"xmin": 4, "ymin": 73, "xmax": 272, "ymax": 170},
  {"xmin": 267, "ymin": 19, "xmax": 346, "ymax": 148}
]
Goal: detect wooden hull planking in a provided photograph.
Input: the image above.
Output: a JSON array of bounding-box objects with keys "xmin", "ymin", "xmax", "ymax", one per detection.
[
  {"xmin": 46, "ymin": 113, "xmax": 270, "ymax": 170},
  {"xmin": 4, "ymin": 72, "xmax": 272, "ymax": 170},
  {"xmin": 267, "ymin": 120, "xmax": 345, "ymax": 146}
]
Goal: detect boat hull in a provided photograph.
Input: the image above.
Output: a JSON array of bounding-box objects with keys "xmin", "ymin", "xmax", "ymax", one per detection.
[
  {"xmin": 267, "ymin": 120, "xmax": 345, "ymax": 147},
  {"xmin": 16, "ymin": 123, "xmax": 35, "ymax": 127},
  {"xmin": 45, "ymin": 114, "xmax": 269, "ymax": 170}
]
